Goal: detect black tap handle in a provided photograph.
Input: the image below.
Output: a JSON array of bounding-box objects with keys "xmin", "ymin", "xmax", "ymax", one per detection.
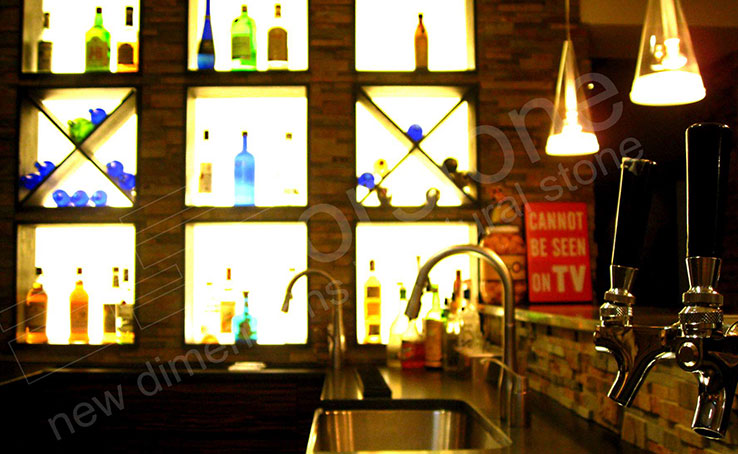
[
  {"xmin": 686, "ymin": 123, "xmax": 733, "ymax": 258},
  {"xmin": 611, "ymin": 158, "xmax": 657, "ymax": 268}
]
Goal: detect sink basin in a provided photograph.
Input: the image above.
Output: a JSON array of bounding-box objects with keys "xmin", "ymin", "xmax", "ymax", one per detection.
[{"xmin": 306, "ymin": 399, "xmax": 511, "ymax": 453}]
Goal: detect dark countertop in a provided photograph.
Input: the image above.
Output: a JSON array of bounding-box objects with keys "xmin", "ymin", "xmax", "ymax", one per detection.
[{"xmin": 322, "ymin": 366, "xmax": 649, "ymax": 454}]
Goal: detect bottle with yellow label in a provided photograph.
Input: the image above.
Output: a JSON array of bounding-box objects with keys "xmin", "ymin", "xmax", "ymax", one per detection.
[
  {"xmin": 364, "ymin": 260, "xmax": 382, "ymax": 343},
  {"xmin": 69, "ymin": 267, "xmax": 89, "ymax": 344}
]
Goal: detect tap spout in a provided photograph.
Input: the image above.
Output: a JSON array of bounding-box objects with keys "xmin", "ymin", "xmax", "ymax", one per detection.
[{"xmin": 282, "ymin": 269, "xmax": 344, "ymax": 370}]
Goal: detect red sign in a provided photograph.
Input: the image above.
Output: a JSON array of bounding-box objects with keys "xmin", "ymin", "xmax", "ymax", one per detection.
[{"xmin": 524, "ymin": 202, "xmax": 592, "ymax": 303}]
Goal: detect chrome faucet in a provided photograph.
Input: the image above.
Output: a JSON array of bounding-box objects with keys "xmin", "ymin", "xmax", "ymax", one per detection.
[
  {"xmin": 594, "ymin": 123, "xmax": 737, "ymax": 439},
  {"xmin": 406, "ymin": 244, "xmax": 527, "ymax": 426},
  {"xmin": 282, "ymin": 269, "xmax": 345, "ymax": 370}
]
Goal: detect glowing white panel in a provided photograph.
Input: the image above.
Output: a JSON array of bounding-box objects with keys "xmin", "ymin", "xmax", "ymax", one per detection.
[
  {"xmin": 355, "ymin": 102, "xmax": 412, "ymax": 181},
  {"xmin": 92, "ymin": 114, "xmax": 138, "ymax": 175},
  {"xmin": 185, "ymin": 222, "xmax": 308, "ymax": 345},
  {"xmin": 378, "ymin": 151, "xmax": 465, "ymax": 207},
  {"xmin": 35, "ymin": 113, "xmax": 76, "ymax": 170},
  {"xmin": 24, "ymin": 0, "xmax": 141, "ymax": 73},
  {"xmin": 21, "ymin": 224, "xmax": 136, "ymax": 344},
  {"xmin": 188, "ymin": 0, "xmax": 308, "ymax": 71},
  {"xmin": 364, "ymin": 86, "xmax": 463, "ymax": 135},
  {"xmin": 356, "ymin": 0, "xmax": 474, "ymax": 71},
  {"xmin": 418, "ymin": 101, "xmax": 471, "ymax": 171},
  {"xmin": 356, "ymin": 223, "xmax": 477, "ymax": 344},
  {"xmin": 186, "ymin": 87, "xmax": 307, "ymax": 207}
]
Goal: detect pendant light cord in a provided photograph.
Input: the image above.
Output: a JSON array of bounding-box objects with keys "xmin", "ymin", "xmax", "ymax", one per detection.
[{"xmin": 565, "ymin": 0, "xmax": 571, "ymax": 41}]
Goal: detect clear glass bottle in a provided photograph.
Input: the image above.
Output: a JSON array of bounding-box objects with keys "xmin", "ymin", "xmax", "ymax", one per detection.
[
  {"xmin": 198, "ymin": 130, "xmax": 213, "ymax": 199},
  {"xmin": 234, "ymin": 131, "xmax": 255, "ymax": 206},
  {"xmin": 69, "ymin": 267, "xmax": 89, "ymax": 344},
  {"xmin": 85, "ymin": 7, "xmax": 110, "ymax": 72},
  {"xmin": 103, "ymin": 267, "xmax": 119, "ymax": 343},
  {"xmin": 231, "ymin": 5, "xmax": 257, "ymax": 71},
  {"xmin": 200, "ymin": 281, "xmax": 219, "ymax": 343},
  {"xmin": 24, "ymin": 267, "xmax": 48, "ymax": 344},
  {"xmin": 387, "ymin": 283, "xmax": 409, "ymax": 368},
  {"xmin": 220, "ymin": 267, "xmax": 237, "ymax": 342},
  {"xmin": 37, "ymin": 12, "xmax": 52, "ymax": 73},
  {"xmin": 364, "ymin": 260, "xmax": 382, "ymax": 344},
  {"xmin": 423, "ymin": 284, "xmax": 443, "ymax": 369},
  {"xmin": 414, "ymin": 13, "xmax": 428, "ymax": 71},
  {"xmin": 117, "ymin": 6, "xmax": 138, "ymax": 72},
  {"xmin": 197, "ymin": 0, "xmax": 215, "ymax": 70},
  {"xmin": 116, "ymin": 268, "xmax": 134, "ymax": 344},
  {"xmin": 267, "ymin": 4, "xmax": 288, "ymax": 70},
  {"xmin": 232, "ymin": 291, "xmax": 257, "ymax": 343}
]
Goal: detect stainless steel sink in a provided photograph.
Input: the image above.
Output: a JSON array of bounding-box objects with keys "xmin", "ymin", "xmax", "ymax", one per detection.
[{"xmin": 306, "ymin": 399, "xmax": 511, "ymax": 453}]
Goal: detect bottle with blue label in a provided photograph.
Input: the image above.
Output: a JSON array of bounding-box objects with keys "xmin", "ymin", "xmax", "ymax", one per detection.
[
  {"xmin": 234, "ymin": 131, "xmax": 255, "ymax": 206},
  {"xmin": 232, "ymin": 291, "xmax": 257, "ymax": 343}
]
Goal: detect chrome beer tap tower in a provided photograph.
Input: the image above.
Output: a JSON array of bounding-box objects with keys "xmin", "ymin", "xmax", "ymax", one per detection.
[{"xmin": 594, "ymin": 123, "xmax": 736, "ymax": 439}]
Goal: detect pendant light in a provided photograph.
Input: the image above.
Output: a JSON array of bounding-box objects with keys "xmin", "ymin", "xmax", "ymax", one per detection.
[
  {"xmin": 630, "ymin": 0, "xmax": 705, "ymax": 106},
  {"xmin": 545, "ymin": 0, "xmax": 599, "ymax": 156}
]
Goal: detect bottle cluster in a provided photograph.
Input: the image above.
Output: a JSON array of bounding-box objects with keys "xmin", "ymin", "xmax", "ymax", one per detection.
[{"xmin": 197, "ymin": 267, "xmax": 257, "ymax": 345}]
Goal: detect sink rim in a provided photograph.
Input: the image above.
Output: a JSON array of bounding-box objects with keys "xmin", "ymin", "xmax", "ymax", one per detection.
[{"xmin": 306, "ymin": 398, "xmax": 512, "ymax": 453}]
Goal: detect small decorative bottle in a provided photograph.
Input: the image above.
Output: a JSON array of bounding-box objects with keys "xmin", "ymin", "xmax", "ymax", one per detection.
[
  {"xmin": 234, "ymin": 131, "xmax": 255, "ymax": 206},
  {"xmin": 24, "ymin": 267, "xmax": 48, "ymax": 344},
  {"xmin": 197, "ymin": 0, "xmax": 215, "ymax": 70},
  {"xmin": 267, "ymin": 4, "xmax": 288, "ymax": 70},
  {"xmin": 69, "ymin": 267, "xmax": 90, "ymax": 344},
  {"xmin": 85, "ymin": 7, "xmax": 110, "ymax": 72}
]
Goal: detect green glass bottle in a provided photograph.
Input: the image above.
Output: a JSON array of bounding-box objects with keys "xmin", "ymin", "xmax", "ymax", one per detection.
[
  {"xmin": 85, "ymin": 7, "xmax": 110, "ymax": 72},
  {"xmin": 231, "ymin": 5, "xmax": 257, "ymax": 71}
]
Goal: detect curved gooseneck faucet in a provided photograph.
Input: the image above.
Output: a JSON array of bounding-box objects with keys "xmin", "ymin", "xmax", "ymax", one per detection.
[{"xmin": 282, "ymin": 269, "xmax": 345, "ymax": 370}]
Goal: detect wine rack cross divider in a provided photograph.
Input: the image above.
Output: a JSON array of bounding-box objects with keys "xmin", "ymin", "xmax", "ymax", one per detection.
[
  {"xmin": 19, "ymin": 88, "xmax": 137, "ymax": 207},
  {"xmin": 356, "ymin": 86, "xmax": 477, "ymax": 207}
]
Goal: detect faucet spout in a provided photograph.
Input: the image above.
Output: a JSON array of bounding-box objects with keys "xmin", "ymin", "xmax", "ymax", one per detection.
[{"xmin": 282, "ymin": 269, "xmax": 344, "ymax": 370}]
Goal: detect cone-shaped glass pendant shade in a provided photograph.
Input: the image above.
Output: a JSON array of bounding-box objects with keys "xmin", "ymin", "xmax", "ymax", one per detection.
[
  {"xmin": 630, "ymin": 0, "xmax": 705, "ymax": 106},
  {"xmin": 546, "ymin": 40, "xmax": 599, "ymax": 156}
]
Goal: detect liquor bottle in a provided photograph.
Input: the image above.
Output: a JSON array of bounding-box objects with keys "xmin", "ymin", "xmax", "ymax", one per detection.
[
  {"xmin": 116, "ymin": 268, "xmax": 134, "ymax": 343},
  {"xmin": 232, "ymin": 291, "xmax": 257, "ymax": 343},
  {"xmin": 387, "ymin": 283, "xmax": 409, "ymax": 367},
  {"xmin": 459, "ymin": 286, "xmax": 482, "ymax": 349},
  {"xmin": 37, "ymin": 12, "xmax": 52, "ymax": 72},
  {"xmin": 443, "ymin": 294, "xmax": 462, "ymax": 373},
  {"xmin": 400, "ymin": 315, "xmax": 424, "ymax": 369},
  {"xmin": 103, "ymin": 267, "xmax": 119, "ymax": 343},
  {"xmin": 364, "ymin": 260, "xmax": 382, "ymax": 343},
  {"xmin": 85, "ymin": 7, "xmax": 111, "ymax": 72},
  {"xmin": 199, "ymin": 130, "xmax": 213, "ymax": 196},
  {"xmin": 69, "ymin": 267, "xmax": 90, "ymax": 344},
  {"xmin": 24, "ymin": 267, "xmax": 48, "ymax": 344},
  {"xmin": 267, "ymin": 4, "xmax": 288, "ymax": 70},
  {"xmin": 414, "ymin": 13, "xmax": 428, "ymax": 71},
  {"xmin": 452, "ymin": 269, "xmax": 463, "ymax": 313},
  {"xmin": 234, "ymin": 131, "xmax": 255, "ymax": 206},
  {"xmin": 423, "ymin": 284, "xmax": 443, "ymax": 369},
  {"xmin": 220, "ymin": 268, "xmax": 237, "ymax": 341},
  {"xmin": 117, "ymin": 6, "xmax": 138, "ymax": 72},
  {"xmin": 201, "ymin": 280, "xmax": 220, "ymax": 342},
  {"xmin": 231, "ymin": 5, "xmax": 257, "ymax": 71},
  {"xmin": 197, "ymin": 0, "xmax": 215, "ymax": 70}
]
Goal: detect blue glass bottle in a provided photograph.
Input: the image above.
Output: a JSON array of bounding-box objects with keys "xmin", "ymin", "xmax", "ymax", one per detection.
[
  {"xmin": 197, "ymin": 0, "xmax": 215, "ymax": 70},
  {"xmin": 232, "ymin": 291, "xmax": 257, "ymax": 343},
  {"xmin": 234, "ymin": 131, "xmax": 255, "ymax": 206}
]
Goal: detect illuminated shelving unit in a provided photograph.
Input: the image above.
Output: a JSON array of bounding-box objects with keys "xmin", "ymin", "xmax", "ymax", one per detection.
[
  {"xmin": 355, "ymin": 223, "xmax": 478, "ymax": 345},
  {"xmin": 187, "ymin": 0, "xmax": 308, "ymax": 72},
  {"xmin": 185, "ymin": 86, "xmax": 307, "ymax": 207},
  {"xmin": 356, "ymin": 85, "xmax": 477, "ymax": 207},
  {"xmin": 22, "ymin": 0, "xmax": 141, "ymax": 74},
  {"xmin": 184, "ymin": 223, "xmax": 308, "ymax": 345},
  {"xmin": 355, "ymin": 0, "xmax": 475, "ymax": 72},
  {"xmin": 16, "ymin": 224, "xmax": 136, "ymax": 345},
  {"xmin": 18, "ymin": 87, "xmax": 137, "ymax": 208}
]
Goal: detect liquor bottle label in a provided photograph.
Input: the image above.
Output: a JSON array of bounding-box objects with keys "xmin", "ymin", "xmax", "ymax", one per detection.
[
  {"xmin": 37, "ymin": 41, "xmax": 52, "ymax": 71},
  {"xmin": 25, "ymin": 301, "xmax": 46, "ymax": 331},
  {"xmin": 86, "ymin": 37, "xmax": 109, "ymax": 68},
  {"xmin": 232, "ymin": 36, "xmax": 253, "ymax": 60},
  {"xmin": 366, "ymin": 286, "xmax": 380, "ymax": 298},
  {"xmin": 199, "ymin": 163, "xmax": 212, "ymax": 193},
  {"xmin": 268, "ymin": 28, "xmax": 288, "ymax": 61},
  {"xmin": 103, "ymin": 304, "xmax": 116, "ymax": 333},
  {"xmin": 71, "ymin": 304, "xmax": 88, "ymax": 331},
  {"xmin": 118, "ymin": 43, "xmax": 134, "ymax": 65}
]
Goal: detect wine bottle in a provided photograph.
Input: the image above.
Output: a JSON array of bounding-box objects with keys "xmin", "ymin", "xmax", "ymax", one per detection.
[
  {"xmin": 117, "ymin": 6, "xmax": 138, "ymax": 72},
  {"xmin": 199, "ymin": 130, "xmax": 213, "ymax": 196},
  {"xmin": 116, "ymin": 268, "xmax": 134, "ymax": 344},
  {"xmin": 234, "ymin": 131, "xmax": 255, "ymax": 206},
  {"xmin": 231, "ymin": 5, "xmax": 257, "ymax": 71},
  {"xmin": 267, "ymin": 4, "xmax": 288, "ymax": 70},
  {"xmin": 37, "ymin": 12, "xmax": 52, "ymax": 72},
  {"xmin": 414, "ymin": 13, "xmax": 428, "ymax": 71},
  {"xmin": 364, "ymin": 260, "xmax": 382, "ymax": 344},
  {"xmin": 69, "ymin": 267, "xmax": 90, "ymax": 344},
  {"xmin": 197, "ymin": 0, "xmax": 215, "ymax": 70},
  {"xmin": 85, "ymin": 7, "xmax": 111, "ymax": 72},
  {"xmin": 24, "ymin": 267, "xmax": 48, "ymax": 344},
  {"xmin": 103, "ymin": 267, "xmax": 119, "ymax": 343},
  {"xmin": 423, "ymin": 284, "xmax": 443, "ymax": 369}
]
